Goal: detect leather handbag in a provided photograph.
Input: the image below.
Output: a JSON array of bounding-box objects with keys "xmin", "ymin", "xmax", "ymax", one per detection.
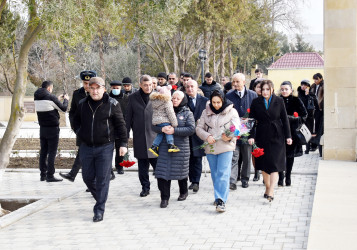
[
  {"xmin": 295, "ymin": 124, "xmax": 312, "ymax": 145},
  {"xmin": 307, "ymin": 96, "xmax": 315, "ymax": 111}
]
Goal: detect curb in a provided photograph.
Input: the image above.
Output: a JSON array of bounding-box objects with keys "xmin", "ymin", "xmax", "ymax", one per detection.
[{"xmin": 0, "ymin": 188, "xmax": 83, "ymax": 229}]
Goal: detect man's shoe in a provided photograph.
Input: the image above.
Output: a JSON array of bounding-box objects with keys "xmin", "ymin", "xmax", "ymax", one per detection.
[
  {"xmin": 160, "ymin": 200, "xmax": 169, "ymax": 208},
  {"xmin": 168, "ymin": 144, "xmax": 180, "ymax": 153},
  {"xmin": 230, "ymin": 183, "xmax": 237, "ymax": 190},
  {"xmin": 278, "ymin": 180, "xmax": 284, "ymax": 187},
  {"xmin": 140, "ymin": 190, "xmax": 150, "ymax": 197},
  {"xmin": 40, "ymin": 176, "xmax": 46, "ymax": 181},
  {"xmin": 110, "ymin": 170, "xmax": 116, "ymax": 181},
  {"xmin": 148, "ymin": 145, "xmax": 159, "ymax": 157},
  {"xmin": 117, "ymin": 168, "xmax": 124, "ymax": 175},
  {"xmin": 177, "ymin": 192, "xmax": 188, "ymax": 201},
  {"xmin": 285, "ymin": 178, "xmax": 291, "ymax": 186},
  {"xmin": 59, "ymin": 172, "xmax": 75, "ymax": 182},
  {"xmin": 192, "ymin": 183, "xmax": 199, "ymax": 193},
  {"xmin": 242, "ymin": 181, "xmax": 249, "ymax": 188},
  {"xmin": 253, "ymin": 171, "xmax": 260, "ymax": 181},
  {"xmin": 216, "ymin": 199, "xmax": 226, "ymax": 212},
  {"xmin": 93, "ymin": 213, "xmax": 103, "ymax": 222},
  {"xmin": 188, "ymin": 183, "xmax": 194, "ymax": 190},
  {"xmin": 46, "ymin": 176, "xmax": 63, "ymax": 182},
  {"xmin": 86, "ymin": 188, "xmax": 90, "ymax": 192}
]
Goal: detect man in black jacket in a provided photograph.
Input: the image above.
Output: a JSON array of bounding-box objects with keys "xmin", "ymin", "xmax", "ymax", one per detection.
[
  {"xmin": 199, "ymin": 72, "xmax": 221, "ymax": 98},
  {"xmin": 122, "ymin": 77, "xmax": 138, "ymax": 96},
  {"xmin": 60, "ymin": 70, "xmax": 101, "ymax": 182},
  {"xmin": 73, "ymin": 77, "xmax": 127, "ymax": 222},
  {"xmin": 126, "ymin": 75, "xmax": 157, "ymax": 197},
  {"xmin": 34, "ymin": 81, "xmax": 69, "ymax": 182}
]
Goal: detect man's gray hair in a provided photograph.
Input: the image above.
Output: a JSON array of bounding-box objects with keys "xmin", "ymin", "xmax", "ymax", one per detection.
[
  {"xmin": 140, "ymin": 74, "xmax": 152, "ymax": 83},
  {"xmin": 168, "ymin": 72, "xmax": 177, "ymax": 78},
  {"xmin": 187, "ymin": 79, "xmax": 198, "ymax": 87},
  {"xmin": 232, "ymin": 73, "xmax": 245, "ymax": 81},
  {"xmin": 172, "ymin": 90, "xmax": 185, "ymax": 99}
]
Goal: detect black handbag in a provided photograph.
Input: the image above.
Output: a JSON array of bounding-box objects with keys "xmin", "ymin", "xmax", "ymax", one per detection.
[
  {"xmin": 295, "ymin": 123, "xmax": 312, "ymax": 145},
  {"xmin": 307, "ymin": 96, "xmax": 315, "ymax": 111}
]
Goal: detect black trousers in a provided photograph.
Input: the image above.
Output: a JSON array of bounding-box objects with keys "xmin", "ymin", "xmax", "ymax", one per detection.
[
  {"xmin": 157, "ymin": 178, "xmax": 188, "ymax": 200},
  {"xmin": 69, "ymin": 147, "xmax": 82, "ymax": 178},
  {"xmin": 188, "ymin": 155, "xmax": 202, "ymax": 184},
  {"xmin": 279, "ymin": 157, "xmax": 295, "ymax": 181},
  {"xmin": 114, "ymin": 147, "xmax": 124, "ymax": 172},
  {"xmin": 39, "ymin": 126, "xmax": 59, "ymax": 178},
  {"xmin": 137, "ymin": 158, "xmax": 157, "ymax": 191}
]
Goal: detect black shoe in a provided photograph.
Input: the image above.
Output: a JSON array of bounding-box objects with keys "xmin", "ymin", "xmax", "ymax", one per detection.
[
  {"xmin": 117, "ymin": 168, "xmax": 124, "ymax": 175},
  {"xmin": 229, "ymin": 183, "xmax": 237, "ymax": 190},
  {"xmin": 93, "ymin": 213, "xmax": 103, "ymax": 222},
  {"xmin": 264, "ymin": 193, "xmax": 268, "ymax": 198},
  {"xmin": 310, "ymin": 146, "xmax": 317, "ymax": 152},
  {"xmin": 59, "ymin": 172, "xmax": 75, "ymax": 182},
  {"xmin": 40, "ymin": 176, "xmax": 46, "ymax": 181},
  {"xmin": 305, "ymin": 150, "xmax": 309, "ymax": 154},
  {"xmin": 253, "ymin": 171, "xmax": 260, "ymax": 181},
  {"xmin": 267, "ymin": 196, "xmax": 274, "ymax": 202},
  {"xmin": 285, "ymin": 178, "xmax": 291, "ymax": 186},
  {"xmin": 177, "ymin": 192, "xmax": 188, "ymax": 201},
  {"xmin": 110, "ymin": 170, "xmax": 116, "ymax": 181},
  {"xmin": 148, "ymin": 145, "xmax": 159, "ymax": 157},
  {"xmin": 242, "ymin": 181, "xmax": 249, "ymax": 188},
  {"xmin": 192, "ymin": 183, "xmax": 199, "ymax": 193},
  {"xmin": 46, "ymin": 176, "xmax": 63, "ymax": 182},
  {"xmin": 188, "ymin": 183, "xmax": 194, "ymax": 190},
  {"xmin": 168, "ymin": 144, "xmax": 180, "ymax": 153},
  {"xmin": 140, "ymin": 190, "xmax": 150, "ymax": 197},
  {"xmin": 160, "ymin": 200, "xmax": 169, "ymax": 208},
  {"xmin": 278, "ymin": 180, "xmax": 284, "ymax": 187},
  {"xmin": 86, "ymin": 188, "xmax": 90, "ymax": 192}
]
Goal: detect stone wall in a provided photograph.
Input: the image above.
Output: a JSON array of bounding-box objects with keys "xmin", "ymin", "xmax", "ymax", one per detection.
[{"xmin": 324, "ymin": 0, "xmax": 357, "ymax": 161}]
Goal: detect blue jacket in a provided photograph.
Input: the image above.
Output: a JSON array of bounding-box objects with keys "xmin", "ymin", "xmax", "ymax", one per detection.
[
  {"xmin": 226, "ymin": 87, "xmax": 257, "ymax": 117},
  {"xmin": 187, "ymin": 94, "xmax": 208, "ymax": 157}
]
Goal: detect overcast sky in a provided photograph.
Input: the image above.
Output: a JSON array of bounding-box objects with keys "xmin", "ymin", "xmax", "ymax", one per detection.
[{"xmin": 296, "ymin": 0, "xmax": 323, "ymax": 34}]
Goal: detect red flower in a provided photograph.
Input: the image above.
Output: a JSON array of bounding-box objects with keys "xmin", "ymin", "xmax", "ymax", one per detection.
[
  {"xmin": 251, "ymin": 145, "xmax": 264, "ymax": 158},
  {"xmin": 247, "ymin": 108, "xmax": 250, "ymax": 113},
  {"xmin": 120, "ymin": 160, "xmax": 136, "ymax": 168},
  {"xmin": 293, "ymin": 112, "xmax": 298, "ymax": 117},
  {"xmin": 237, "ymin": 136, "xmax": 241, "ymax": 140},
  {"xmin": 172, "ymin": 85, "xmax": 178, "ymax": 90}
]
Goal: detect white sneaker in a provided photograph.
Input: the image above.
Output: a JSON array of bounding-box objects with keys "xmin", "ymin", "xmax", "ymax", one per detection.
[{"xmin": 216, "ymin": 199, "xmax": 226, "ymax": 212}]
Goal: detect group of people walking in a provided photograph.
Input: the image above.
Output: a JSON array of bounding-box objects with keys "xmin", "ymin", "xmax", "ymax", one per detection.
[{"xmin": 34, "ymin": 69, "xmax": 324, "ymax": 222}]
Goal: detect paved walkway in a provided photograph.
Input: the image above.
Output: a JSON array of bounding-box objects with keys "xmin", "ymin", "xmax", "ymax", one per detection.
[{"xmin": 0, "ymin": 151, "xmax": 319, "ymax": 249}]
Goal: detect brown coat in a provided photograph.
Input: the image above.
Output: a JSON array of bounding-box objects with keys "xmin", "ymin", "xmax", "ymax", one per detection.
[
  {"xmin": 196, "ymin": 103, "xmax": 239, "ymax": 155},
  {"xmin": 149, "ymin": 92, "xmax": 178, "ymax": 127},
  {"xmin": 310, "ymin": 81, "xmax": 324, "ymax": 111}
]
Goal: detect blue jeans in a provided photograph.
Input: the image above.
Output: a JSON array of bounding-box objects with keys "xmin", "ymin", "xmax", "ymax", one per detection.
[
  {"xmin": 206, "ymin": 151, "xmax": 233, "ymax": 203},
  {"xmin": 152, "ymin": 123, "xmax": 174, "ymax": 146},
  {"xmin": 80, "ymin": 142, "xmax": 114, "ymax": 215}
]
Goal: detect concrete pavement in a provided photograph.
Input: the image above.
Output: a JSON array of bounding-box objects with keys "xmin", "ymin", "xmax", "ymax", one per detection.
[{"xmin": 0, "ymin": 152, "xmax": 320, "ymax": 249}]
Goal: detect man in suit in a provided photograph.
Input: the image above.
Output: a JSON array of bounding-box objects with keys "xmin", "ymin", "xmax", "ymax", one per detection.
[
  {"xmin": 226, "ymin": 73, "xmax": 258, "ymax": 189},
  {"xmin": 186, "ymin": 79, "xmax": 209, "ymax": 192},
  {"xmin": 126, "ymin": 75, "xmax": 157, "ymax": 197}
]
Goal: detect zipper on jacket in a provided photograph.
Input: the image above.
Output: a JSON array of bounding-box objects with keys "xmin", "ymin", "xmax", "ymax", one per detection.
[
  {"xmin": 107, "ymin": 102, "xmax": 112, "ymax": 142},
  {"xmin": 88, "ymin": 102, "xmax": 103, "ymax": 145}
]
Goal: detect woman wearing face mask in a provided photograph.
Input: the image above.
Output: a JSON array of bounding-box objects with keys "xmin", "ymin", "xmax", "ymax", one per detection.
[
  {"xmin": 248, "ymin": 80, "xmax": 292, "ymax": 201},
  {"xmin": 278, "ymin": 81, "xmax": 307, "ymax": 187},
  {"xmin": 196, "ymin": 90, "xmax": 239, "ymax": 212},
  {"xmin": 109, "ymin": 81, "xmax": 129, "ymax": 175}
]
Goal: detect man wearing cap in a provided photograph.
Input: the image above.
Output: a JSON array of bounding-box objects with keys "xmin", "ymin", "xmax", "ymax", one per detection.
[
  {"xmin": 122, "ymin": 77, "xmax": 138, "ymax": 96},
  {"xmin": 34, "ymin": 80, "xmax": 69, "ymax": 182},
  {"xmin": 126, "ymin": 74, "xmax": 157, "ymax": 197},
  {"xmin": 109, "ymin": 80, "xmax": 128, "ymax": 174},
  {"xmin": 60, "ymin": 70, "xmax": 97, "ymax": 182},
  {"xmin": 157, "ymin": 72, "xmax": 168, "ymax": 86},
  {"xmin": 73, "ymin": 77, "xmax": 127, "ymax": 222}
]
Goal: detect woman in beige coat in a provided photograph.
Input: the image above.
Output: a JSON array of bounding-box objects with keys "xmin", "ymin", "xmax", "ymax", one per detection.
[{"xmin": 196, "ymin": 90, "xmax": 239, "ymax": 212}]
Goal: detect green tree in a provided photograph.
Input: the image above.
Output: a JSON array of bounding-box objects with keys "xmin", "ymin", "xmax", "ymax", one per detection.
[{"xmin": 292, "ymin": 34, "xmax": 315, "ymax": 52}]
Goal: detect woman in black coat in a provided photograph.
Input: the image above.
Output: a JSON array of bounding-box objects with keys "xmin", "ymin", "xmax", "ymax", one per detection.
[
  {"xmin": 248, "ymin": 80, "xmax": 292, "ymax": 201},
  {"xmin": 152, "ymin": 91, "xmax": 195, "ymax": 208},
  {"xmin": 279, "ymin": 81, "xmax": 308, "ymax": 187}
]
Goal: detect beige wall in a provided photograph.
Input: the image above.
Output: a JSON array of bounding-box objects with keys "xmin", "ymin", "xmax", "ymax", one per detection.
[
  {"xmin": 0, "ymin": 96, "xmax": 37, "ymax": 122},
  {"xmin": 268, "ymin": 68, "xmax": 324, "ymax": 92},
  {"xmin": 324, "ymin": 0, "xmax": 357, "ymax": 161}
]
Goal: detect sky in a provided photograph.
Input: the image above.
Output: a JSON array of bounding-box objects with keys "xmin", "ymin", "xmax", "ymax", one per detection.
[{"xmin": 298, "ymin": 0, "xmax": 324, "ymax": 34}]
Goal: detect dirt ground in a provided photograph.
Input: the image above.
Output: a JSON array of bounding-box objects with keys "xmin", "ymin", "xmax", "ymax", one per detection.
[{"xmin": 3, "ymin": 138, "xmax": 133, "ymax": 169}]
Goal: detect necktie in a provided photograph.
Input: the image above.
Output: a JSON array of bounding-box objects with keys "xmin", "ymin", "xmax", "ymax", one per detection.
[
  {"xmin": 189, "ymin": 97, "xmax": 195, "ymax": 111},
  {"xmin": 238, "ymin": 92, "xmax": 242, "ymax": 98}
]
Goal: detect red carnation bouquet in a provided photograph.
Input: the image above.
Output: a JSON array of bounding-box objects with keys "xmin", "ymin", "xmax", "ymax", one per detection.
[
  {"xmin": 251, "ymin": 144, "xmax": 264, "ymax": 158},
  {"xmin": 119, "ymin": 152, "xmax": 136, "ymax": 168},
  {"xmin": 172, "ymin": 85, "xmax": 178, "ymax": 90}
]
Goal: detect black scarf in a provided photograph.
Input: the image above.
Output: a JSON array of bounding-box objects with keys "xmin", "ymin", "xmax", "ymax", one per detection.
[
  {"xmin": 209, "ymin": 90, "xmax": 232, "ymax": 114},
  {"xmin": 139, "ymin": 88, "xmax": 150, "ymax": 104},
  {"xmin": 174, "ymin": 95, "xmax": 188, "ymax": 114}
]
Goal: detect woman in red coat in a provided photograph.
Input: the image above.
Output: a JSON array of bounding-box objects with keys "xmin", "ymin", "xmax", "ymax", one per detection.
[{"xmin": 248, "ymin": 80, "xmax": 292, "ymax": 201}]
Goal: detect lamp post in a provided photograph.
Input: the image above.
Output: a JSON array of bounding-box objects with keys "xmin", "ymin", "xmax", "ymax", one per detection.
[{"xmin": 198, "ymin": 49, "xmax": 207, "ymax": 84}]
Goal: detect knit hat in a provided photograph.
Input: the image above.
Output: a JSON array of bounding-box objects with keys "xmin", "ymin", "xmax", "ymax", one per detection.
[
  {"xmin": 122, "ymin": 77, "xmax": 132, "ymax": 85},
  {"xmin": 301, "ymin": 79, "xmax": 310, "ymax": 87},
  {"xmin": 156, "ymin": 85, "xmax": 172, "ymax": 97},
  {"xmin": 157, "ymin": 72, "xmax": 167, "ymax": 79}
]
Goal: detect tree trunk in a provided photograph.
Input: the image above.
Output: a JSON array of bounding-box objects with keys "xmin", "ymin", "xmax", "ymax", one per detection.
[
  {"xmin": 227, "ymin": 37, "xmax": 233, "ymax": 77},
  {"xmin": 0, "ymin": 2, "xmax": 44, "ymax": 181},
  {"xmin": 212, "ymin": 27, "xmax": 216, "ymax": 80},
  {"xmin": 137, "ymin": 42, "xmax": 141, "ymax": 82},
  {"xmin": 203, "ymin": 29, "xmax": 209, "ymax": 73},
  {"xmin": 98, "ymin": 32, "xmax": 106, "ymax": 81},
  {"xmin": 219, "ymin": 31, "xmax": 225, "ymax": 79}
]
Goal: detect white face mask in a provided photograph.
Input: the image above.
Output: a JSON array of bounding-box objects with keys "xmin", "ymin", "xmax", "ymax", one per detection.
[{"xmin": 112, "ymin": 89, "xmax": 121, "ymax": 95}]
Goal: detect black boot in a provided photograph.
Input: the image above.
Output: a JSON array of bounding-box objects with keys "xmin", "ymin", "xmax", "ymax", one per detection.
[
  {"xmin": 285, "ymin": 157, "xmax": 294, "ymax": 186},
  {"xmin": 116, "ymin": 166, "xmax": 124, "ymax": 175},
  {"xmin": 110, "ymin": 170, "xmax": 116, "ymax": 181},
  {"xmin": 253, "ymin": 170, "xmax": 260, "ymax": 181},
  {"xmin": 278, "ymin": 172, "xmax": 284, "ymax": 187}
]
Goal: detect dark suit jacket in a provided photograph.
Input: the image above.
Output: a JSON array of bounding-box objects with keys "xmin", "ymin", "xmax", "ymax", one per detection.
[
  {"xmin": 126, "ymin": 90, "xmax": 157, "ymax": 159},
  {"xmin": 188, "ymin": 94, "xmax": 208, "ymax": 157}
]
